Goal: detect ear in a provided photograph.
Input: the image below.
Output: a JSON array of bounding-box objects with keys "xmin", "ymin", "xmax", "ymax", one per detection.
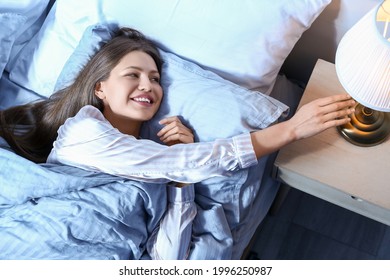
[{"xmin": 94, "ymin": 82, "xmax": 105, "ymax": 100}]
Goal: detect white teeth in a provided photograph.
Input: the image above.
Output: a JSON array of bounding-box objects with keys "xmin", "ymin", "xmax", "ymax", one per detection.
[{"xmin": 133, "ymin": 97, "xmax": 151, "ymax": 103}]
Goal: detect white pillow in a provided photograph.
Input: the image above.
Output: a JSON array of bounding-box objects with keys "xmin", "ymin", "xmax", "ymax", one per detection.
[{"xmin": 9, "ymin": 0, "xmax": 331, "ymax": 97}]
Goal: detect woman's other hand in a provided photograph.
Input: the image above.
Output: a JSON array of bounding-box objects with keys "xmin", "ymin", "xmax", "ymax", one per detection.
[{"xmin": 157, "ymin": 116, "xmax": 194, "ymax": 146}]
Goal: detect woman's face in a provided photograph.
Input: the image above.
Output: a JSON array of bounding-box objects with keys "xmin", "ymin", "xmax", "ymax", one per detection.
[{"xmin": 95, "ymin": 50, "xmax": 163, "ymax": 133}]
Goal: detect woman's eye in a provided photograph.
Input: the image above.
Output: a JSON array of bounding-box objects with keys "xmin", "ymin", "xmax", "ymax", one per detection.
[
  {"xmin": 151, "ymin": 77, "xmax": 160, "ymax": 83},
  {"xmin": 126, "ymin": 73, "xmax": 138, "ymax": 78}
]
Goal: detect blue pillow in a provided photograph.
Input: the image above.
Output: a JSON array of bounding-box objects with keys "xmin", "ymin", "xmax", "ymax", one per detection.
[
  {"xmin": 55, "ymin": 25, "xmax": 289, "ymax": 141},
  {"xmin": 54, "ymin": 24, "xmax": 117, "ymax": 91},
  {"xmin": 143, "ymin": 50, "xmax": 288, "ymax": 142},
  {"xmin": 55, "ymin": 24, "xmax": 289, "ymax": 258},
  {"xmin": 0, "ymin": 13, "xmax": 27, "ymax": 76}
]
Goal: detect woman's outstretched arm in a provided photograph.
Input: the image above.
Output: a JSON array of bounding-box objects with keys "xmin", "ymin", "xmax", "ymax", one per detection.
[{"xmin": 48, "ymin": 94, "xmax": 354, "ymax": 184}]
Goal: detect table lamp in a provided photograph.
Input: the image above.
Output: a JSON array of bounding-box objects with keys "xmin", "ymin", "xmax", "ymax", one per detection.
[{"xmin": 335, "ymin": 0, "xmax": 390, "ymax": 146}]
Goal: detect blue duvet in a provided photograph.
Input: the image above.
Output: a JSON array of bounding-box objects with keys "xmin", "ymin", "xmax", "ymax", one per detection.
[
  {"xmin": 0, "ymin": 146, "xmax": 168, "ymax": 259},
  {"xmin": 0, "ymin": 146, "xmax": 238, "ymax": 259}
]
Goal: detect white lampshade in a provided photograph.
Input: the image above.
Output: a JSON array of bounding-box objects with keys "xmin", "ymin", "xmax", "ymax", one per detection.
[{"xmin": 335, "ymin": 3, "xmax": 390, "ymax": 112}]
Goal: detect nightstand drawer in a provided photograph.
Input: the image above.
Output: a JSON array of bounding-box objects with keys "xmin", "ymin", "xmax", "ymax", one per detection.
[{"xmin": 275, "ymin": 165, "xmax": 390, "ymax": 226}]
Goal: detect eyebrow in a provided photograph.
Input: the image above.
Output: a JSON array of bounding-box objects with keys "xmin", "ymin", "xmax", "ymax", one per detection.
[{"xmin": 124, "ymin": 66, "xmax": 159, "ymax": 74}]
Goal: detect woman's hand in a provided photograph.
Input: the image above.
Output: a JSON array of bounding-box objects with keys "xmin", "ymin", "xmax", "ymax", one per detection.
[
  {"xmin": 157, "ymin": 116, "xmax": 194, "ymax": 146},
  {"xmin": 250, "ymin": 94, "xmax": 355, "ymax": 159},
  {"xmin": 158, "ymin": 116, "xmax": 194, "ymax": 188},
  {"xmin": 287, "ymin": 94, "xmax": 355, "ymax": 141}
]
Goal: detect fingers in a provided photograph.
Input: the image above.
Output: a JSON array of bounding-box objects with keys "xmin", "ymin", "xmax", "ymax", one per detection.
[
  {"xmin": 321, "ymin": 114, "xmax": 352, "ymax": 131},
  {"xmin": 160, "ymin": 134, "xmax": 194, "ymax": 145},
  {"xmin": 157, "ymin": 116, "xmax": 194, "ymax": 145},
  {"xmin": 316, "ymin": 94, "xmax": 352, "ymax": 107},
  {"xmin": 158, "ymin": 116, "xmax": 181, "ymax": 126},
  {"xmin": 316, "ymin": 95, "xmax": 355, "ymax": 114},
  {"xmin": 319, "ymin": 95, "xmax": 355, "ymax": 125},
  {"xmin": 157, "ymin": 116, "xmax": 192, "ymax": 138},
  {"xmin": 323, "ymin": 106, "xmax": 354, "ymax": 123},
  {"xmin": 290, "ymin": 94, "xmax": 356, "ymax": 140}
]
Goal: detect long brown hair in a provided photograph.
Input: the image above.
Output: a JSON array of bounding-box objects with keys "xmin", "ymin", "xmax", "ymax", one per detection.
[{"xmin": 0, "ymin": 27, "xmax": 162, "ymax": 163}]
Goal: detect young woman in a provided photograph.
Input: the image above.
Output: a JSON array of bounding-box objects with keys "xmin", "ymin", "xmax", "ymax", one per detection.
[{"xmin": 0, "ymin": 28, "xmax": 355, "ymax": 259}]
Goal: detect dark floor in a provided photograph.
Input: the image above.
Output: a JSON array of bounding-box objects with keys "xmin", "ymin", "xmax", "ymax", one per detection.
[{"xmin": 245, "ymin": 186, "xmax": 390, "ymax": 260}]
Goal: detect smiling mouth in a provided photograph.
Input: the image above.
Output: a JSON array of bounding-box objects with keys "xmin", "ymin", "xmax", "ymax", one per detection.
[{"xmin": 132, "ymin": 97, "xmax": 153, "ymax": 104}]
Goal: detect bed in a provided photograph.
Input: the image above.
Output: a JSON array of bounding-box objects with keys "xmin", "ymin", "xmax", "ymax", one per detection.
[{"xmin": 0, "ymin": 0, "xmax": 354, "ymax": 260}]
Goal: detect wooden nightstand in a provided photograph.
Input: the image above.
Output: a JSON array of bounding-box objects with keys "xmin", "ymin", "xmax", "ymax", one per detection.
[{"xmin": 273, "ymin": 59, "xmax": 390, "ymax": 226}]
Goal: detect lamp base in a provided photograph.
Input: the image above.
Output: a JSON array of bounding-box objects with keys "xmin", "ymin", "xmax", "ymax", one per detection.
[{"xmin": 337, "ymin": 103, "xmax": 390, "ymax": 147}]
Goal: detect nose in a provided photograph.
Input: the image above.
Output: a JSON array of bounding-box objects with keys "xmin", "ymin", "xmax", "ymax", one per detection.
[{"xmin": 138, "ymin": 76, "xmax": 152, "ymax": 92}]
